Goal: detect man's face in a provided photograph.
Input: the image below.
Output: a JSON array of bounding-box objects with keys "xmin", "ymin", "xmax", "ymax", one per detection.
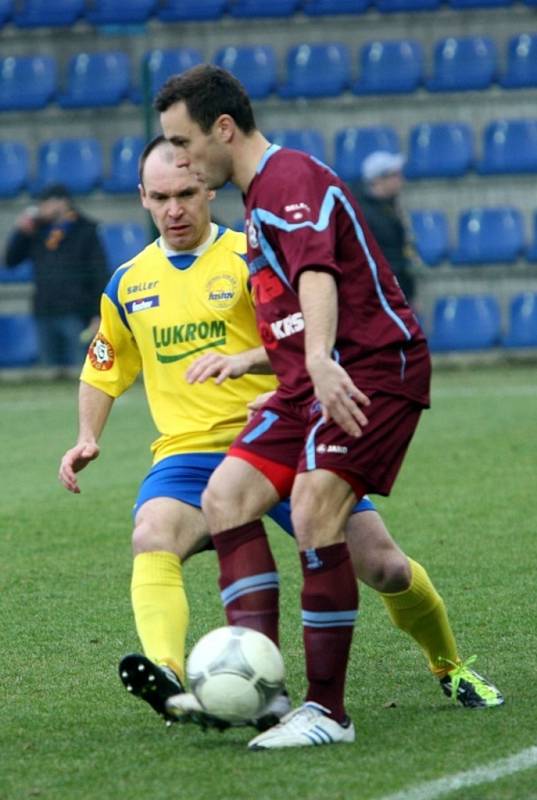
[
  {"xmin": 160, "ymin": 101, "xmax": 233, "ymax": 191},
  {"xmin": 38, "ymin": 197, "xmax": 69, "ymax": 223},
  {"xmin": 140, "ymin": 156, "xmax": 212, "ymax": 251}
]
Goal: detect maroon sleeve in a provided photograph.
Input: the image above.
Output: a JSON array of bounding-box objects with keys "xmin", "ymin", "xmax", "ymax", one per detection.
[{"xmin": 259, "ymin": 154, "xmax": 342, "ymax": 288}]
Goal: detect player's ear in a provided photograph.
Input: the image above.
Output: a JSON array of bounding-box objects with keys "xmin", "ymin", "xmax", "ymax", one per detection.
[
  {"xmin": 207, "ymin": 189, "xmax": 216, "ymax": 201},
  {"xmin": 139, "ymin": 183, "xmax": 149, "ymax": 209},
  {"xmin": 215, "ymin": 114, "xmax": 234, "ymax": 144}
]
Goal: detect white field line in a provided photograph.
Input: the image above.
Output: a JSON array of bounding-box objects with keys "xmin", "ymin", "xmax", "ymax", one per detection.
[{"xmin": 376, "ymin": 745, "xmax": 537, "ymax": 800}]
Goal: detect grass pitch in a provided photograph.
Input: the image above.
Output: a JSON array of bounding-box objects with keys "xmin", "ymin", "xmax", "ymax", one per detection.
[{"xmin": 1, "ymin": 365, "xmax": 536, "ymax": 800}]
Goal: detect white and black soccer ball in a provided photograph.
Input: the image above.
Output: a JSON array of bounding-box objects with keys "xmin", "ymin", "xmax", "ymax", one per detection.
[{"xmin": 186, "ymin": 626, "xmax": 285, "ymax": 723}]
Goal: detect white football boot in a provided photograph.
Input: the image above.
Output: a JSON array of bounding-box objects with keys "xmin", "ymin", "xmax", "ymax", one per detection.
[{"xmin": 248, "ymin": 702, "xmax": 355, "ymax": 750}]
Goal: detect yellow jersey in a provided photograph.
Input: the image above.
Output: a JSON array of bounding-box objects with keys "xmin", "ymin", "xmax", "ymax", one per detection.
[{"xmin": 81, "ymin": 226, "xmax": 276, "ymax": 463}]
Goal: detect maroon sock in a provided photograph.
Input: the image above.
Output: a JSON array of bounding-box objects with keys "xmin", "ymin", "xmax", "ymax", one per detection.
[
  {"xmin": 300, "ymin": 542, "xmax": 358, "ymax": 722},
  {"xmin": 212, "ymin": 520, "xmax": 279, "ymax": 646}
]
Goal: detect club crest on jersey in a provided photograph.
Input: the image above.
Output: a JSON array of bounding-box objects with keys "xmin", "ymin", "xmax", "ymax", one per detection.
[
  {"xmin": 88, "ymin": 333, "xmax": 114, "ymax": 371},
  {"xmin": 206, "ymin": 274, "xmax": 238, "ymax": 310},
  {"xmin": 247, "ymin": 219, "xmax": 259, "ymax": 249}
]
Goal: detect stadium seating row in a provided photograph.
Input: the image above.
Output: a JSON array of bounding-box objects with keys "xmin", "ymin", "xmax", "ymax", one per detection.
[
  {"xmin": 1, "ymin": 33, "xmax": 537, "ymax": 112},
  {"xmin": 0, "ymin": 0, "xmax": 535, "ymax": 29},
  {"xmin": 2, "ymin": 291, "xmax": 536, "ymax": 367},
  {"xmin": 1, "ymin": 205, "xmax": 537, "ymax": 287},
  {"xmin": 1, "ymin": 118, "xmax": 536, "ymax": 199}
]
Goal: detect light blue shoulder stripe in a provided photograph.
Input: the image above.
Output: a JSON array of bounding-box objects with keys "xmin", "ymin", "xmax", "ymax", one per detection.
[
  {"xmin": 251, "ymin": 185, "xmax": 411, "ymax": 340},
  {"xmin": 257, "ymin": 143, "xmax": 281, "ymax": 174},
  {"xmin": 104, "ymin": 265, "xmax": 131, "ymax": 332}
]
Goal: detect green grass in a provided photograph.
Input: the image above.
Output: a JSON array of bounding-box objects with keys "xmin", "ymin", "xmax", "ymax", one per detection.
[{"xmin": 1, "ymin": 366, "xmax": 536, "ymax": 800}]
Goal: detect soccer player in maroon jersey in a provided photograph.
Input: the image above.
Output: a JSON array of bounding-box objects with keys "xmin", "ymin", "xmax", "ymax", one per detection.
[{"xmin": 156, "ymin": 66, "xmax": 503, "ymax": 749}]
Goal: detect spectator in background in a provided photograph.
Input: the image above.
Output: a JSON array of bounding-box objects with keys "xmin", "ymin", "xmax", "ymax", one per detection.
[
  {"xmin": 4, "ymin": 184, "xmax": 108, "ymax": 370},
  {"xmin": 350, "ymin": 151, "xmax": 417, "ymax": 305}
]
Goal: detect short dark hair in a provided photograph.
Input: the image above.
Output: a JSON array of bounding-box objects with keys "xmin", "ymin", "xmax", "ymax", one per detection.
[
  {"xmin": 138, "ymin": 134, "xmax": 167, "ymax": 186},
  {"xmin": 37, "ymin": 183, "xmax": 72, "ymax": 202},
  {"xmin": 154, "ymin": 64, "xmax": 256, "ymax": 135}
]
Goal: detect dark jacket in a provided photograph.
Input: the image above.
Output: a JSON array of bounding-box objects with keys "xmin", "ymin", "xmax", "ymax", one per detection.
[
  {"xmin": 350, "ymin": 181, "xmax": 415, "ymax": 302},
  {"xmin": 5, "ymin": 213, "xmax": 108, "ymax": 320}
]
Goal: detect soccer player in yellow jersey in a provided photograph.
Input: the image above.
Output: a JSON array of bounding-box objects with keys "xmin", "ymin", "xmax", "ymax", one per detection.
[{"xmin": 59, "ymin": 137, "xmax": 501, "ymax": 728}]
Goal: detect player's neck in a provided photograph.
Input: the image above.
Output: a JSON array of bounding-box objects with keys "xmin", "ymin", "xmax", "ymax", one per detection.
[{"xmin": 231, "ymin": 131, "xmax": 271, "ymax": 194}]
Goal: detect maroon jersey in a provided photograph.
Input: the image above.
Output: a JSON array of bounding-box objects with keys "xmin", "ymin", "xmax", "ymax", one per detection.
[{"xmin": 244, "ymin": 145, "xmax": 430, "ymax": 405}]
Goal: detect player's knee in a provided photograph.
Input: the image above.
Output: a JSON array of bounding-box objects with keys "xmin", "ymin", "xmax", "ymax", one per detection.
[
  {"xmin": 368, "ymin": 553, "xmax": 411, "ymax": 593},
  {"xmin": 132, "ymin": 519, "xmax": 156, "ymax": 554}
]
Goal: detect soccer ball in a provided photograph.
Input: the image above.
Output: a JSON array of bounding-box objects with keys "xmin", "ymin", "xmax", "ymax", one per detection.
[{"xmin": 186, "ymin": 626, "xmax": 285, "ymax": 723}]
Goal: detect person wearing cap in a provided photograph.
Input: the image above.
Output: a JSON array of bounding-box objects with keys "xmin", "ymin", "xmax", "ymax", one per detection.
[
  {"xmin": 351, "ymin": 151, "xmax": 416, "ymax": 304},
  {"xmin": 4, "ymin": 183, "xmax": 109, "ymax": 370}
]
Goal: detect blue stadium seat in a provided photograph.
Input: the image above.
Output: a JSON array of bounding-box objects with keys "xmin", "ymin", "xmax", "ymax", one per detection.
[
  {"xmin": 303, "ymin": 0, "xmax": 370, "ymax": 13},
  {"xmin": 448, "ymin": 0, "xmax": 512, "ymax": 6},
  {"xmin": 376, "ymin": 0, "xmax": 441, "ymax": 9},
  {"xmin": 427, "ymin": 36, "xmax": 497, "ymax": 91},
  {"xmin": 84, "ymin": 0, "xmax": 156, "ymax": 24},
  {"xmin": 33, "ymin": 138, "xmax": 103, "ymax": 195},
  {"xmin": 59, "ymin": 51, "xmax": 131, "ymax": 108},
  {"xmin": 354, "ymin": 39, "xmax": 423, "ymax": 94},
  {"xmin": 410, "ymin": 210, "xmax": 450, "ymax": 266},
  {"xmin": 502, "ymin": 293, "xmax": 537, "ymax": 348},
  {"xmin": 0, "ymin": 315, "xmax": 39, "ymax": 367},
  {"xmin": 12, "ymin": 0, "xmax": 84, "ymax": 26},
  {"xmin": 99, "ymin": 223, "xmax": 149, "ymax": 271},
  {"xmin": 158, "ymin": 0, "xmax": 227, "ymax": 19},
  {"xmin": 0, "ymin": 260, "xmax": 34, "ymax": 283},
  {"xmin": 266, "ymin": 129, "xmax": 327, "ymax": 163},
  {"xmin": 478, "ymin": 119, "xmax": 537, "ymax": 174},
  {"xmin": 0, "ymin": 0, "xmax": 12, "ymax": 26},
  {"xmin": 501, "ymin": 34, "xmax": 537, "ymax": 88},
  {"xmin": 452, "ymin": 207, "xmax": 525, "ymax": 264},
  {"xmin": 229, "ymin": 0, "xmax": 299, "ymax": 16},
  {"xmin": 334, "ymin": 126, "xmax": 400, "ymax": 181},
  {"xmin": 214, "ymin": 45, "xmax": 277, "ymax": 100},
  {"xmin": 103, "ymin": 136, "xmax": 145, "ymax": 194},
  {"xmin": 405, "ymin": 122, "xmax": 474, "ymax": 178},
  {"xmin": 428, "ymin": 295, "xmax": 501, "ymax": 352},
  {"xmin": 138, "ymin": 48, "xmax": 203, "ymax": 101},
  {"xmin": 0, "ymin": 55, "xmax": 57, "ymax": 111},
  {"xmin": 279, "ymin": 43, "xmax": 351, "ymax": 99},
  {"xmin": 0, "ymin": 141, "xmax": 29, "ymax": 197}
]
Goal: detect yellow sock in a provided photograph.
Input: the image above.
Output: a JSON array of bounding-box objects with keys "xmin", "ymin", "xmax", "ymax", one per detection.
[
  {"xmin": 381, "ymin": 558, "xmax": 459, "ymax": 677},
  {"xmin": 131, "ymin": 551, "xmax": 189, "ymax": 683}
]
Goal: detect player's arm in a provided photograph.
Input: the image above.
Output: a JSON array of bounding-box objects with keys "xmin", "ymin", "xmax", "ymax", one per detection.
[
  {"xmin": 58, "ymin": 381, "xmax": 114, "ymax": 494},
  {"xmin": 298, "ymin": 269, "xmax": 370, "ymax": 437},
  {"xmin": 185, "ymin": 345, "xmax": 272, "ymax": 385}
]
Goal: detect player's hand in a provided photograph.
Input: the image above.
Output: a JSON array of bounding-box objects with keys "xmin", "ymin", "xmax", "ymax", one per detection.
[
  {"xmin": 186, "ymin": 352, "xmax": 250, "ymax": 385},
  {"xmin": 307, "ymin": 357, "xmax": 370, "ymax": 437},
  {"xmin": 58, "ymin": 442, "xmax": 100, "ymax": 493},
  {"xmin": 246, "ymin": 390, "xmax": 277, "ymax": 421}
]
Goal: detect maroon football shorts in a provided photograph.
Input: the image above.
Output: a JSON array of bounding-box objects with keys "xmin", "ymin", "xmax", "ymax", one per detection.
[{"xmin": 228, "ymin": 390, "xmax": 426, "ymax": 498}]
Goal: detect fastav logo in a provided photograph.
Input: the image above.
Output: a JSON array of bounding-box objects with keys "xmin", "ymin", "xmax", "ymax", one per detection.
[{"xmin": 125, "ymin": 295, "xmax": 159, "ymax": 314}]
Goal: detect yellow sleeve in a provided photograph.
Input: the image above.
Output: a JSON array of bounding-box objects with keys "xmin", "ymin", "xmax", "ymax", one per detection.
[{"xmin": 81, "ymin": 292, "xmax": 142, "ymax": 397}]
